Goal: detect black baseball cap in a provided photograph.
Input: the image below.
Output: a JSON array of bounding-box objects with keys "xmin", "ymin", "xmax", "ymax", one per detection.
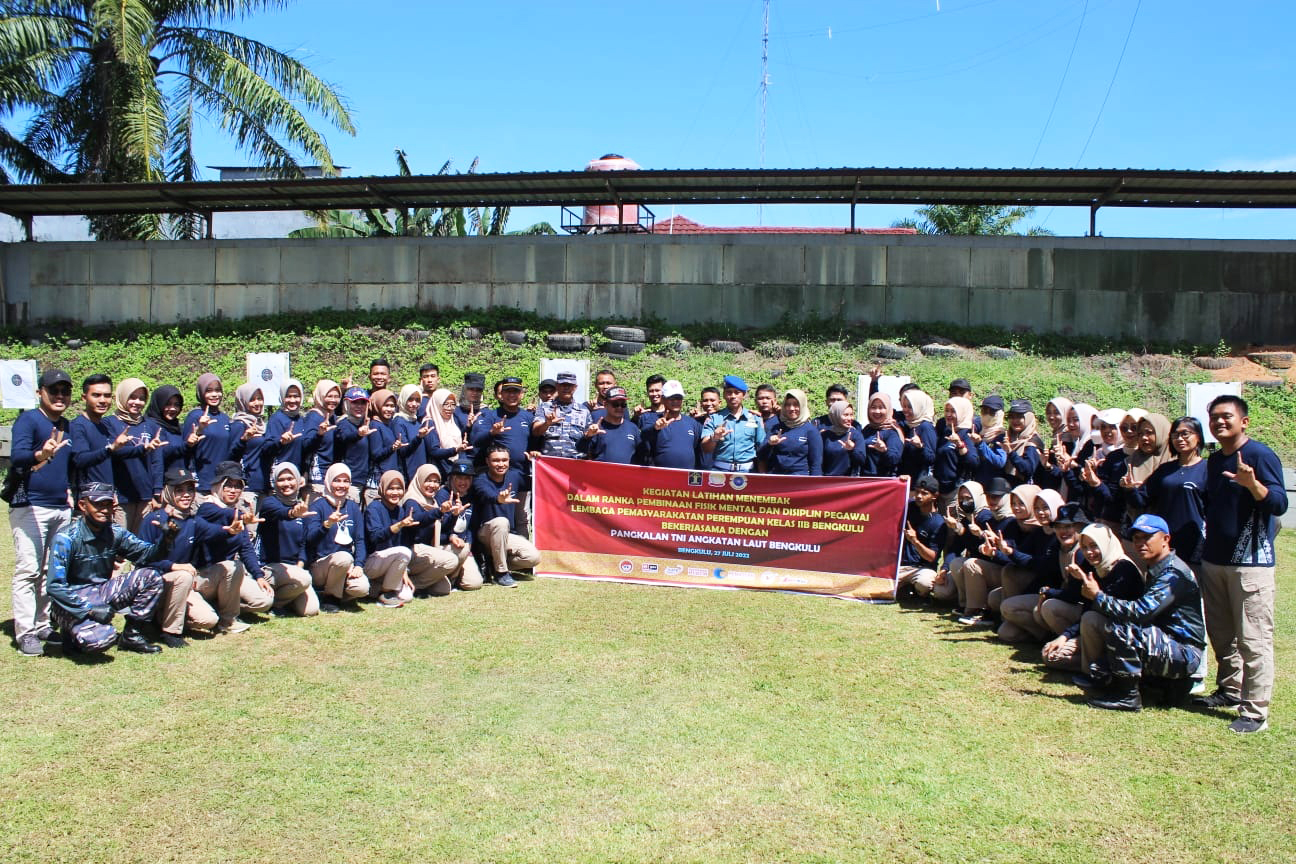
[
  {"xmin": 984, "ymin": 477, "xmax": 1012, "ymax": 497},
  {"xmin": 164, "ymin": 466, "xmax": 198, "ymax": 487},
  {"xmin": 463, "ymin": 373, "xmax": 486, "ymax": 389},
  {"xmin": 949, "ymin": 378, "xmax": 972, "ymax": 393},
  {"xmin": 914, "ymin": 475, "xmax": 940, "ymax": 494},
  {"xmin": 78, "ymin": 482, "xmax": 115, "ymax": 502},
  {"xmin": 213, "ymin": 461, "xmax": 245, "ymax": 485},
  {"xmin": 38, "ymin": 368, "xmax": 72, "ymax": 390},
  {"xmin": 980, "ymin": 395, "xmax": 1005, "ymax": 413},
  {"xmin": 497, "ymin": 377, "xmax": 524, "ymax": 392},
  {"xmin": 1008, "ymin": 398, "xmax": 1034, "ymax": 415},
  {"xmin": 446, "ymin": 461, "xmax": 476, "ymax": 477}
]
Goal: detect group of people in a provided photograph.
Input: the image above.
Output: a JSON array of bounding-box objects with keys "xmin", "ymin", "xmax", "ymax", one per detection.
[
  {"xmin": 890, "ymin": 379, "xmax": 1285, "ymax": 734},
  {"xmin": 5, "ymin": 358, "xmax": 1285, "ymax": 734}
]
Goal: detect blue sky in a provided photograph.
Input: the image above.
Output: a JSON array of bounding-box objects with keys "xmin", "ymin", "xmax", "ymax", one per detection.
[{"xmin": 14, "ymin": 0, "xmax": 1296, "ymax": 239}]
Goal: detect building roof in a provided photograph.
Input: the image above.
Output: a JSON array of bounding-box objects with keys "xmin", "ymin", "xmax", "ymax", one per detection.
[
  {"xmin": 2, "ymin": 167, "xmax": 1295, "ymax": 221},
  {"xmin": 653, "ymin": 215, "xmax": 916, "ymax": 235}
]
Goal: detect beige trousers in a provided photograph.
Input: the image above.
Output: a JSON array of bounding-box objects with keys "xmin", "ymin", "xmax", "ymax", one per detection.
[
  {"xmin": 409, "ymin": 543, "xmax": 460, "ymax": 595},
  {"xmin": 960, "ymin": 558, "xmax": 1003, "ymax": 611},
  {"xmin": 192, "ymin": 560, "xmax": 244, "ymax": 629},
  {"xmin": 155, "ymin": 567, "xmax": 197, "ymax": 635},
  {"xmin": 311, "ymin": 551, "xmax": 370, "ymax": 600},
  {"xmin": 1201, "ymin": 562, "xmax": 1275, "ymax": 721},
  {"xmin": 897, "ymin": 565, "xmax": 957, "ymax": 602},
  {"xmin": 476, "ymin": 517, "xmax": 541, "ymax": 575},
  {"xmin": 363, "ymin": 546, "xmax": 411, "ymax": 594},
  {"xmin": 261, "ymin": 562, "xmax": 313, "ymax": 613}
]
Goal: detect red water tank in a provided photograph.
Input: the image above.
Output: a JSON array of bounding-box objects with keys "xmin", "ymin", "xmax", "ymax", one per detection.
[{"xmin": 583, "ymin": 153, "xmax": 641, "ymax": 231}]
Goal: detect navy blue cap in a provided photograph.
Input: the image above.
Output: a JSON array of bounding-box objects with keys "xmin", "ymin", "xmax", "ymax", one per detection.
[
  {"xmin": 78, "ymin": 482, "xmax": 115, "ymax": 502},
  {"xmin": 446, "ymin": 461, "xmax": 476, "ymax": 477},
  {"xmin": 164, "ymin": 466, "xmax": 198, "ymax": 487},
  {"xmin": 1053, "ymin": 502, "xmax": 1088, "ymax": 525},
  {"xmin": 343, "ymin": 387, "xmax": 368, "ymax": 401},
  {"xmin": 984, "ymin": 477, "xmax": 1012, "ymax": 497},
  {"xmin": 556, "ymin": 371, "xmax": 578, "ymax": 384},
  {"xmin": 722, "ymin": 374, "xmax": 748, "ymax": 393},
  {"xmin": 914, "ymin": 475, "xmax": 940, "ymax": 494},
  {"xmin": 980, "ymin": 395, "xmax": 1005, "ymax": 413},
  {"xmin": 1008, "ymin": 398, "xmax": 1033, "ymax": 415},
  {"xmin": 463, "ymin": 373, "xmax": 486, "ymax": 389}
]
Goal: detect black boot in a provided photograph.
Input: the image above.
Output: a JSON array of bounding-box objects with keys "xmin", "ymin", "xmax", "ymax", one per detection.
[
  {"xmin": 1088, "ymin": 676, "xmax": 1141, "ymax": 711},
  {"xmin": 117, "ymin": 622, "xmax": 162, "ymax": 654}
]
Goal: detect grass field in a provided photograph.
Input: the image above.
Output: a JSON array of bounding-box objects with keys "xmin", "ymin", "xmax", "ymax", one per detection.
[{"xmin": 2, "ymin": 525, "xmax": 1292, "ymax": 863}]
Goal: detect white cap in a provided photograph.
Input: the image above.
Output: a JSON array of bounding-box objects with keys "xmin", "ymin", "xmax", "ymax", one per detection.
[{"xmin": 662, "ymin": 379, "xmax": 686, "ymax": 399}]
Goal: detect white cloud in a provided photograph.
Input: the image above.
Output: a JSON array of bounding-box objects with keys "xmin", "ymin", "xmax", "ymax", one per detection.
[{"xmin": 1215, "ymin": 154, "xmax": 1296, "ymax": 172}]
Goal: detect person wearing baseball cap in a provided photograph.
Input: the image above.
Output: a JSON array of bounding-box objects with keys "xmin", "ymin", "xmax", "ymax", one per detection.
[
  {"xmin": 641, "ymin": 379, "xmax": 702, "ymax": 470},
  {"xmin": 578, "ymin": 386, "xmax": 640, "ymax": 465},
  {"xmin": 45, "ymin": 482, "xmax": 174, "ymax": 654},
  {"xmin": 533, "ymin": 370, "xmax": 591, "ymax": 459},
  {"xmin": 332, "ymin": 386, "xmax": 375, "ymax": 504},
  {"xmin": 456, "ymin": 373, "xmax": 487, "ymax": 428},
  {"xmin": 8, "ymin": 367, "xmax": 75, "ymax": 656},
  {"xmin": 137, "ymin": 466, "xmax": 209, "ymax": 647},
  {"xmin": 470, "ymin": 376, "xmax": 536, "ymax": 536},
  {"xmin": 1079, "ymin": 513, "xmax": 1207, "ymax": 712},
  {"xmin": 701, "ymin": 375, "xmax": 766, "ymax": 473}
]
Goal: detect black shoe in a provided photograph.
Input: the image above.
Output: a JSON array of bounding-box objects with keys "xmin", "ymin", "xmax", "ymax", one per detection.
[
  {"xmin": 117, "ymin": 624, "xmax": 162, "ymax": 654},
  {"xmin": 1088, "ymin": 677, "xmax": 1142, "ymax": 712},
  {"xmin": 33, "ymin": 626, "xmax": 62, "ymax": 645},
  {"xmin": 1153, "ymin": 677, "xmax": 1195, "ymax": 708},
  {"xmin": 319, "ymin": 596, "xmax": 343, "ymax": 614},
  {"xmin": 158, "ymin": 632, "xmax": 189, "ymax": 649},
  {"xmin": 1192, "ymin": 688, "xmax": 1241, "ymax": 709},
  {"xmin": 1071, "ymin": 673, "xmax": 1106, "ymax": 691}
]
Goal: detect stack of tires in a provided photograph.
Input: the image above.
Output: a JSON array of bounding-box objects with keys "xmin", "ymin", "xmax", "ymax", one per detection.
[{"xmin": 602, "ymin": 325, "xmax": 647, "ymax": 357}]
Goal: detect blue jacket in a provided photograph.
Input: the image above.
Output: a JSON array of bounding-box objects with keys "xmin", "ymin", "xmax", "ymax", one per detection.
[
  {"xmin": 146, "ymin": 419, "xmax": 186, "ymax": 498},
  {"xmin": 306, "ymin": 496, "xmax": 366, "ymax": 566},
  {"xmin": 102, "ymin": 417, "xmax": 154, "ymax": 503},
  {"xmin": 761, "ymin": 422, "xmax": 822, "ymax": 476},
  {"xmin": 1204, "ymin": 440, "xmax": 1288, "ymax": 568},
  {"xmin": 182, "ymin": 408, "xmax": 243, "ymax": 492},
  {"xmin": 471, "ymin": 468, "xmax": 524, "ymax": 533},
  {"xmin": 46, "ymin": 518, "xmax": 170, "ymax": 620},
  {"xmin": 820, "ymin": 427, "xmax": 867, "ymax": 477},
  {"xmin": 899, "ymin": 420, "xmax": 937, "ymax": 479},
  {"xmin": 302, "ymin": 409, "xmax": 335, "ymax": 482},
  {"xmin": 470, "ymin": 406, "xmax": 536, "ymax": 474},
  {"xmin": 1128, "ymin": 459, "xmax": 1208, "ymax": 565},
  {"xmin": 932, "ymin": 429, "xmax": 979, "ymax": 493},
  {"xmin": 263, "ymin": 410, "xmax": 312, "ymax": 478},
  {"xmin": 858, "ymin": 426, "xmax": 902, "ymax": 477},
  {"xmin": 641, "ymin": 415, "xmax": 702, "ymax": 470},
  {"xmin": 332, "ymin": 416, "xmax": 373, "ymax": 489},
  {"xmin": 69, "ymin": 413, "xmax": 116, "ymax": 493},
  {"xmin": 257, "ymin": 495, "xmax": 310, "ymax": 566}
]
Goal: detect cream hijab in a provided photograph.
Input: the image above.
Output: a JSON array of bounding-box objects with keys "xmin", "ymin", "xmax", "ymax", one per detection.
[
  {"xmin": 427, "ymin": 387, "xmax": 463, "ymax": 458},
  {"xmin": 779, "ymin": 389, "xmax": 811, "ymax": 429},
  {"xmin": 902, "ymin": 389, "xmax": 936, "ymax": 426},
  {"xmin": 113, "ymin": 377, "xmax": 149, "ymax": 426},
  {"xmin": 945, "ymin": 396, "xmax": 974, "ymax": 430},
  {"xmin": 1080, "ymin": 523, "xmax": 1132, "ymax": 577},
  {"xmin": 402, "ymin": 463, "xmax": 443, "ymax": 509}
]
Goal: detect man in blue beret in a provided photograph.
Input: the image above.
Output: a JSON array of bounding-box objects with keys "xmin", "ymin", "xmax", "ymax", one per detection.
[{"xmin": 701, "ymin": 375, "xmax": 766, "ymax": 473}]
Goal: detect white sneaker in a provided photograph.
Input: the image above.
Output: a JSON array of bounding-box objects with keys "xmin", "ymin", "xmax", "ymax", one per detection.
[{"xmin": 215, "ymin": 619, "xmax": 251, "ymax": 635}]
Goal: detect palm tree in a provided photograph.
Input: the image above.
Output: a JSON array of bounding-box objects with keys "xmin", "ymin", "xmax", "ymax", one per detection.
[
  {"xmin": 291, "ymin": 152, "xmax": 557, "ymax": 239},
  {"xmin": 892, "ymin": 204, "xmax": 1053, "ymax": 236},
  {"xmin": 0, "ymin": 1, "xmax": 354, "ymax": 239}
]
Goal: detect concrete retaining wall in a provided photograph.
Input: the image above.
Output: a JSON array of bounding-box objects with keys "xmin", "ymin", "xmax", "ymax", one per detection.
[{"xmin": 2, "ymin": 233, "xmax": 1294, "ymax": 344}]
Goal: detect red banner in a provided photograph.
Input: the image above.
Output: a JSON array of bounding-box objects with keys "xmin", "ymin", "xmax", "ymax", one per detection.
[{"xmin": 533, "ymin": 457, "xmax": 908, "ymax": 601}]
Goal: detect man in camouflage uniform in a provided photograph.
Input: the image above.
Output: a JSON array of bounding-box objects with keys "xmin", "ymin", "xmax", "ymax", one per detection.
[{"xmin": 532, "ymin": 372, "xmax": 591, "ymax": 459}]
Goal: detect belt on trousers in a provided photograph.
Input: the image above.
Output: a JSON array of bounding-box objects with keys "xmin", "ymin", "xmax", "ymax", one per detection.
[{"xmin": 716, "ymin": 460, "xmax": 754, "ymax": 471}]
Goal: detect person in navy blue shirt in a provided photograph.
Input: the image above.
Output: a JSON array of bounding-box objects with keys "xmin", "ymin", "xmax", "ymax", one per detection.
[
  {"xmin": 640, "ymin": 380, "xmax": 701, "ymax": 469},
  {"xmin": 899, "ymin": 388, "xmax": 937, "ymax": 481},
  {"xmin": 364, "ymin": 388, "xmax": 407, "ymax": 503},
  {"xmin": 182, "ymin": 373, "xmax": 249, "ymax": 496},
  {"xmin": 363, "ymin": 470, "xmax": 418, "ymax": 607},
  {"xmin": 1196, "ymin": 394, "xmax": 1288, "ymax": 733},
  {"xmin": 933, "ymin": 396, "xmax": 980, "ymax": 507},
  {"xmin": 145, "ymin": 385, "xmax": 186, "ymax": 505},
  {"xmin": 70, "ymin": 374, "xmax": 133, "ymax": 498},
  {"xmin": 255, "ymin": 461, "xmax": 317, "ymax": 616},
  {"xmin": 398, "ymin": 464, "xmax": 463, "ymax": 595},
  {"xmin": 262, "ymin": 379, "xmax": 310, "ymax": 479},
  {"xmin": 859, "ymin": 392, "xmax": 902, "ymax": 477},
  {"xmin": 394, "ymin": 384, "xmax": 433, "ymax": 478},
  {"xmin": 470, "ymin": 377, "xmax": 536, "ymax": 536},
  {"xmin": 306, "ymin": 463, "xmax": 370, "ymax": 612},
  {"xmin": 753, "ymin": 383, "xmax": 782, "ymax": 435},
  {"xmin": 579, "ymin": 386, "xmax": 641, "ymax": 464},
  {"xmin": 897, "ymin": 475, "xmax": 953, "ymax": 602},
  {"xmin": 303, "ymin": 379, "xmax": 341, "ymax": 493},
  {"xmin": 193, "ymin": 461, "xmax": 273, "ymax": 622},
  {"xmin": 103, "ymin": 377, "xmax": 161, "ymax": 533},
  {"xmin": 415, "ymin": 363, "xmax": 441, "ymax": 420},
  {"xmin": 820, "ymin": 402, "xmax": 866, "ymax": 476},
  {"xmin": 1124, "ymin": 416, "xmax": 1208, "ymax": 567},
  {"xmin": 230, "ymin": 381, "xmax": 271, "ymax": 511},
  {"xmin": 332, "ymin": 387, "xmax": 376, "ymax": 503},
  {"xmin": 759, "ymin": 388, "xmax": 820, "ymax": 475},
  {"xmin": 8, "ymin": 367, "xmax": 76, "ymax": 656},
  {"xmin": 632, "ymin": 374, "xmax": 667, "ymax": 432},
  {"xmin": 439, "ymin": 462, "xmax": 483, "ymax": 590},
  {"xmin": 471, "ymin": 445, "xmax": 541, "ymax": 588}
]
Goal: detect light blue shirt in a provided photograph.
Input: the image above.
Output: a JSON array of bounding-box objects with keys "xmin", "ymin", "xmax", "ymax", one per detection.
[{"xmin": 703, "ymin": 408, "xmax": 766, "ymax": 464}]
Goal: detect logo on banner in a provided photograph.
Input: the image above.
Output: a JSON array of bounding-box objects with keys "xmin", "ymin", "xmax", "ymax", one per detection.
[
  {"xmin": 688, "ymin": 472, "xmax": 702, "ymax": 486},
  {"xmin": 730, "ymin": 474, "xmax": 748, "ymax": 491},
  {"xmin": 10, "ymin": 374, "xmax": 21, "ymax": 386},
  {"xmin": 687, "ymin": 567, "xmax": 708, "ymax": 577},
  {"xmin": 713, "ymin": 568, "xmax": 725, "ymax": 580},
  {"xmin": 260, "ymin": 368, "xmax": 273, "ymax": 382},
  {"xmin": 707, "ymin": 472, "xmax": 726, "ymax": 487},
  {"xmin": 641, "ymin": 562, "xmax": 659, "ymax": 573},
  {"xmin": 664, "ymin": 565, "xmax": 683, "ymax": 576},
  {"xmin": 618, "ymin": 560, "xmax": 633, "ymax": 574},
  {"xmin": 760, "ymin": 571, "xmax": 779, "ymax": 585}
]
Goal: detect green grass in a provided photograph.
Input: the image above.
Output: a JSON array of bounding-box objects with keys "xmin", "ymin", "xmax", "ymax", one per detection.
[{"xmin": 2, "ymin": 526, "xmax": 1293, "ymax": 863}]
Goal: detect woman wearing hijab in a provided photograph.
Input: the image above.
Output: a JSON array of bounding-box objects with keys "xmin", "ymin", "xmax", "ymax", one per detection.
[
  {"xmin": 103, "ymin": 377, "xmax": 157, "ymax": 532},
  {"xmin": 230, "ymin": 382, "xmax": 271, "ymax": 513},
  {"xmin": 820, "ymin": 402, "xmax": 867, "ymax": 477},
  {"xmin": 137, "ymin": 466, "xmax": 208, "ymax": 647},
  {"xmin": 1124, "ymin": 416, "xmax": 1208, "ymax": 570},
  {"xmin": 303, "ymin": 379, "xmax": 341, "ymax": 497},
  {"xmin": 760, "ymin": 389, "xmax": 822, "ymax": 475},
  {"xmin": 394, "ymin": 384, "xmax": 433, "ymax": 479},
  {"xmin": 365, "ymin": 389, "xmax": 406, "ymax": 505},
  {"xmin": 1040, "ymin": 522, "xmax": 1145, "ymax": 674},
  {"xmin": 941, "ymin": 480, "xmax": 998, "ymax": 615},
  {"xmin": 997, "ymin": 489, "xmax": 1067, "ymax": 642},
  {"xmin": 958, "ymin": 484, "xmax": 1050, "ymax": 627},
  {"xmin": 363, "ymin": 470, "xmax": 417, "ymax": 608},
  {"xmin": 1076, "ymin": 408, "xmax": 1129, "ymax": 527},
  {"xmin": 183, "ymin": 373, "xmax": 244, "ymax": 497},
  {"xmin": 899, "ymin": 388, "xmax": 937, "ymax": 480},
  {"xmin": 146, "ymin": 385, "xmax": 186, "ymax": 505},
  {"xmin": 305, "ymin": 463, "xmax": 369, "ymax": 613},
  {"xmin": 972, "ymin": 395, "xmax": 1009, "ymax": 487},
  {"xmin": 1118, "ymin": 411, "xmax": 1172, "ymax": 530},
  {"xmin": 1003, "ymin": 399, "xmax": 1044, "ymax": 486},
  {"xmin": 859, "ymin": 392, "xmax": 902, "ymax": 477},
  {"xmin": 263, "ymin": 379, "xmax": 310, "ymax": 477},
  {"xmin": 399, "ymin": 464, "xmax": 462, "ymax": 597},
  {"xmin": 933, "ymin": 396, "xmax": 980, "ymax": 512},
  {"xmin": 255, "ymin": 462, "xmax": 319, "ymax": 617}
]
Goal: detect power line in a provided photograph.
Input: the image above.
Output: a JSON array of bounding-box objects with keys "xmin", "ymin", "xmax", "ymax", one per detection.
[
  {"xmin": 1028, "ymin": 0, "xmax": 1089, "ymax": 167},
  {"xmin": 1074, "ymin": 0, "xmax": 1141, "ymax": 167}
]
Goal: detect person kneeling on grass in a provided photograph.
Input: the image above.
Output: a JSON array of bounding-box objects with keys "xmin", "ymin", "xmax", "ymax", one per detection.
[
  {"xmin": 363, "ymin": 470, "xmax": 418, "ymax": 608},
  {"xmin": 194, "ymin": 462, "xmax": 276, "ymax": 625},
  {"xmin": 46, "ymin": 483, "xmax": 175, "ymax": 655},
  {"xmin": 306, "ymin": 463, "xmax": 370, "ymax": 613},
  {"xmin": 255, "ymin": 462, "xmax": 319, "ymax": 617},
  {"xmin": 399, "ymin": 464, "xmax": 466, "ymax": 596},
  {"xmin": 1078, "ymin": 514, "xmax": 1206, "ymax": 712},
  {"xmin": 471, "ymin": 444, "xmax": 541, "ymax": 588},
  {"xmin": 896, "ymin": 475, "xmax": 953, "ymax": 602}
]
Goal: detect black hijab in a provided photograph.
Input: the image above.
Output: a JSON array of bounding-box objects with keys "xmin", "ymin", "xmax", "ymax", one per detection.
[{"xmin": 147, "ymin": 385, "xmax": 183, "ymax": 435}]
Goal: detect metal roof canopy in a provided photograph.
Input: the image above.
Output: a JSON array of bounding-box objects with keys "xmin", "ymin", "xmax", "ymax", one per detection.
[{"xmin": 3, "ymin": 168, "xmax": 1296, "ymax": 238}]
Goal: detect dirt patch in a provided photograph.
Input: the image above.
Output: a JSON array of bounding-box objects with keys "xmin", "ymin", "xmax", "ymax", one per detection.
[
  {"xmin": 1210, "ymin": 359, "xmax": 1296, "ymax": 384},
  {"xmin": 1118, "ymin": 354, "xmax": 1182, "ymax": 379}
]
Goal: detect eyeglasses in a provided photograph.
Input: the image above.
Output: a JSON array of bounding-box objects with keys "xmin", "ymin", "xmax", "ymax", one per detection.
[{"xmin": 1171, "ymin": 430, "xmax": 1196, "ymax": 438}]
